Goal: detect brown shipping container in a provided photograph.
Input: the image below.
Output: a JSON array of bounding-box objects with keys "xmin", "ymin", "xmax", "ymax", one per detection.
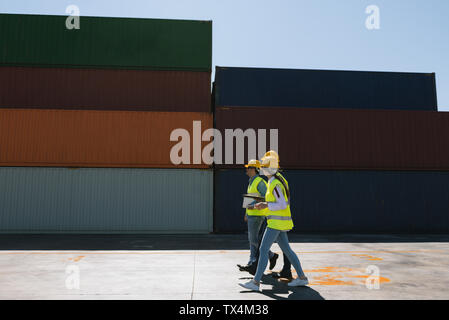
[
  {"xmin": 215, "ymin": 107, "xmax": 449, "ymax": 170},
  {"xmin": 0, "ymin": 67, "xmax": 211, "ymax": 112},
  {"xmin": 0, "ymin": 109, "xmax": 212, "ymax": 168}
]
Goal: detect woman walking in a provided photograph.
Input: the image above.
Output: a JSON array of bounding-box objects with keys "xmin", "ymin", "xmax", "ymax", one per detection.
[{"xmin": 239, "ymin": 151, "xmax": 308, "ymax": 291}]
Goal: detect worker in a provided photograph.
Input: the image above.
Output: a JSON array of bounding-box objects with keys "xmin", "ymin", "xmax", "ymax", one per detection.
[
  {"xmin": 251, "ymin": 151, "xmax": 294, "ymax": 280},
  {"xmin": 239, "ymin": 151, "xmax": 309, "ymax": 291},
  {"xmin": 239, "ymin": 156, "xmax": 294, "ymax": 279},
  {"xmin": 237, "ymin": 159, "xmax": 279, "ymax": 272}
]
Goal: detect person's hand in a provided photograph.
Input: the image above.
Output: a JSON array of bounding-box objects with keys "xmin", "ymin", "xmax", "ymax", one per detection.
[
  {"xmin": 244, "ymin": 215, "xmax": 248, "ymax": 222},
  {"xmin": 255, "ymin": 202, "xmax": 268, "ymax": 210}
]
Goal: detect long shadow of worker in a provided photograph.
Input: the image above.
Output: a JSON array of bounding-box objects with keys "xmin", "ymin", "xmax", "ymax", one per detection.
[{"xmin": 239, "ymin": 275, "xmax": 325, "ymax": 300}]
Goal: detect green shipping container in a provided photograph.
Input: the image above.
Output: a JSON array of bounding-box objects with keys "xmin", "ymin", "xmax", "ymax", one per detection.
[{"xmin": 0, "ymin": 13, "xmax": 212, "ymax": 71}]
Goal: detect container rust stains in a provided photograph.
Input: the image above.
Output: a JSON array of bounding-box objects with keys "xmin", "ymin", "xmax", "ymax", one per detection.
[
  {"xmin": 0, "ymin": 109, "xmax": 212, "ymax": 168},
  {"xmin": 215, "ymin": 107, "xmax": 449, "ymax": 170}
]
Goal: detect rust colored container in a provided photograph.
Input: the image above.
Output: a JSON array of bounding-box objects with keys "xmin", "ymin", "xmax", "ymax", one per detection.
[
  {"xmin": 0, "ymin": 67, "xmax": 211, "ymax": 112},
  {"xmin": 215, "ymin": 107, "xmax": 449, "ymax": 170},
  {"xmin": 0, "ymin": 109, "xmax": 212, "ymax": 168}
]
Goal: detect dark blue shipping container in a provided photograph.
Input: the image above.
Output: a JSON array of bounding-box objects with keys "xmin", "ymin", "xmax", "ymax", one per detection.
[
  {"xmin": 214, "ymin": 67, "xmax": 438, "ymax": 111},
  {"xmin": 214, "ymin": 169, "xmax": 449, "ymax": 233}
]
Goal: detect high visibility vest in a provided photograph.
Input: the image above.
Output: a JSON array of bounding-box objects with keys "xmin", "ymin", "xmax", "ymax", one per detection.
[
  {"xmin": 265, "ymin": 174, "xmax": 294, "ymax": 231},
  {"xmin": 246, "ymin": 176, "xmax": 267, "ymax": 216}
]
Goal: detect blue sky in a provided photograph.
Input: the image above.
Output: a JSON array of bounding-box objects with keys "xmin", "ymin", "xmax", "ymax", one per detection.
[{"xmin": 1, "ymin": 0, "xmax": 448, "ymax": 111}]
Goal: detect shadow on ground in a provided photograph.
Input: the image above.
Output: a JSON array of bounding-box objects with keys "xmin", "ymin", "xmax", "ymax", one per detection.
[
  {"xmin": 239, "ymin": 274, "xmax": 325, "ymax": 300},
  {"xmin": 0, "ymin": 234, "xmax": 448, "ymax": 250}
]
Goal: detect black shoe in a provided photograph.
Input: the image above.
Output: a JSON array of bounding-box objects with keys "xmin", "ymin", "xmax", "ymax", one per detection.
[
  {"xmin": 237, "ymin": 264, "xmax": 247, "ymax": 271},
  {"xmin": 271, "ymin": 270, "xmax": 293, "ymax": 280},
  {"xmin": 238, "ymin": 263, "xmax": 257, "ymax": 275},
  {"xmin": 269, "ymin": 253, "xmax": 279, "ymax": 270},
  {"xmin": 238, "ymin": 264, "xmax": 253, "ymax": 272}
]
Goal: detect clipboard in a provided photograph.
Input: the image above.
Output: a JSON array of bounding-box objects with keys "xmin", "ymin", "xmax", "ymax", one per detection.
[{"xmin": 242, "ymin": 193, "xmax": 265, "ymax": 209}]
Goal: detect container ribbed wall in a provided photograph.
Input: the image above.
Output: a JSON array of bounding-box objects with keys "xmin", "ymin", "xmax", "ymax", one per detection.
[
  {"xmin": 0, "ymin": 109, "xmax": 212, "ymax": 168},
  {"xmin": 214, "ymin": 67, "xmax": 437, "ymax": 111},
  {"xmin": 215, "ymin": 107, "xmax": 449, "ymax": 170},
  {"xmin": 0, "ymin": 168, "xmax": 213, "ymax": 233},
  {"xmin": 0, "ymin": 14, "xmax": 212, "ymax": 71},
  {"xmin": 0, "ymin": 67, "xmax": 211, "ymax": 111},
  {"xmin": 214, "ymin": 169, "xmax": 449, "ymax": 233}
]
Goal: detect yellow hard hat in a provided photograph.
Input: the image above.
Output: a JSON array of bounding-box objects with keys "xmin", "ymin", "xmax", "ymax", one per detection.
[
  {"xmin": 245, "ymin": 159, "xmax": 261, "ymax": 169},
  {"xmin": 265, "ymin": 150, "xmax": 280, "ymax": 161},
  {"xmin": 260, "ymin": 150, "xmax": 280, "ymax": 169}
]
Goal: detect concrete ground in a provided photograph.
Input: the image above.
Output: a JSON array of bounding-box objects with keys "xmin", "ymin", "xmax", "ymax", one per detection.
[{"xmin": 0, "ymin": 234, "xmax": 448, "ymax": 300}]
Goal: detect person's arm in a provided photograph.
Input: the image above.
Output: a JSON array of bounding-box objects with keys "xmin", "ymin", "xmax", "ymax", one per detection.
[
  {"xmin": 256, "ymin": 180, "xmax": 267, "ymax": 199},
  {"xmin": 254, "ymin": 186, "xmax": 287, "ymax": 211},
  {"xmin": 267, "ymin": 186, "xmax": 288, "ymax": 211}
]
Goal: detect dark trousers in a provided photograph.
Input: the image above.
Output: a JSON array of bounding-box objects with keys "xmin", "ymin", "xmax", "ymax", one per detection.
[{"xmin": 254, "ymin": 219, "xmax": 291, "ymax": 273}]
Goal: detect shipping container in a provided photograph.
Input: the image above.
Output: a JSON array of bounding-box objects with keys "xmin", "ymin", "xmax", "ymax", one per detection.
[
  {"xmin": 0, "ymin": 167, "xmax": 212, "ymax": 233},
  {"xmin": 214, "ymin": 169, "xmax": 449, "ymax": 233},
  {"xmin": 214, "ymin": 67, "xmax": 438, "ymax": 111},
  {"xmin": 0, "ymin": 13, "xmax": 212, "ymax": 71},
  {"xmin": 215, "ymin": 107, "xmax": 449, "ymax": 170},
  {"xmin": 0, "ymin": 66, "xmax": 211, "ymax": 111},
  {"xmin": 0, "ymin": 109, "xmax": 212, "ymax": 168}
]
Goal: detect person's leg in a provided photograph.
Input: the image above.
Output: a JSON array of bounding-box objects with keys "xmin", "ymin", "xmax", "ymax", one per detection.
[
  {"xmin": 276, "ymin": 232, "xmax": 306, "ymax": 279},
  {"xmin": 254, "ymin": 218, "xmax": 266, "ymax": 260},
  {"xmin": 255, "ymin": 218, "xmax": 275, "ymax": 262},
  {"xmin": 281, "ymin": 253, "xmax": 292, "ymax": 274},
  {"xmin": 247, "ymin": 216, "xmax": 262, "ymax": 265},
  {"xmin": 253, "ymin": 227, "xmax": 280, "ymax": 283}
]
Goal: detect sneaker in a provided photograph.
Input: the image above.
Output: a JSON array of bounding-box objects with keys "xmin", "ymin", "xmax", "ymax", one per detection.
[
  {"xmin": 288, "ymin": 277, "xmax": 309, "ymax": 287},
  {"xmin": 239, "ymin": 280, "xmax": 260, "ymax": 291}
]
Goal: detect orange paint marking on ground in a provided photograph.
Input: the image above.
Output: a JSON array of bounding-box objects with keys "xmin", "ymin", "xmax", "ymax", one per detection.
[
  {"xmin": 303, "ymin": 267, "xmax": 359, "ymax": 273},
  {"xmin": 351, "ymin": 275, "xmax": 391, "ymax": 284},
  {"xmin": 289, "ymin": 266, "xmax": 391, "ymax": 286},
  {"xmin": 68, "ymin": 256, "xmax": 85, "ymax": 262},
  {"xmin": 309, "ymin": 275, "xmax": 355, "ymax": 286},
  {"xmin": 352, "ymin": 254, "xmax": 383, "ymax": 261}
]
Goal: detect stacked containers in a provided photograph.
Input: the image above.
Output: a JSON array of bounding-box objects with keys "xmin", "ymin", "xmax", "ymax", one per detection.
[
  {"xmin": 213, "ymin": 66, "xmax": 449, "ymax": 233},
  {"xmin": 0, "ymin": 14, "xmax": 213, "ymax": 233}
]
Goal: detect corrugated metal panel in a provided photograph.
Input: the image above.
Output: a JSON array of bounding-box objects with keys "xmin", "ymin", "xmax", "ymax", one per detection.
[
  {"xmin": 0, "ymin": 109, "xmax": 212, "ymax": 168},
  {"xmin": 0, "ymin": 168, "xmax": 213, "ymax": 233},
  {"xmin": 215, "ymin": 67, "xmax": 437, "ymax": 111},
  {"xmin": 0, "ymin": 13, "xmax": 212, "ymax": 71},
  {"xmin": 215, "ymin": 107, "xmax": 449, "ymax": 170},
  {"xmin": 214, "ymin": 169, "xmax": 449, "ymax": 233},
  {"xmin": 0, "ymin": 67, "xmax": 211, "ymax": 111}
]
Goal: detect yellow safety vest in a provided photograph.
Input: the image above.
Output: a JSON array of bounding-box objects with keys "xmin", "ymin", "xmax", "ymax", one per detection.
[
  {"xmin": 265, "ymin": 174, "xmax": 294, "ymax": 231},
  {"xmin": 246, "ymin": 176, "xmax": 267, "ymax": 216}
]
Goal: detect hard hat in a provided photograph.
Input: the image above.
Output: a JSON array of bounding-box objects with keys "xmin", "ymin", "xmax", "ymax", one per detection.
[
  {"xmin": 264, "ymin": 150, "xmax": 280, "ymax": 162},
  {"xmin": 260, "ymin": 150, "xmax": 280, "ymax": 168},
  {"xmin": 260, "ymin": 150, "xmax": 280, "ymax": 176},
  {"xmin": 245, "ymin": 159, "xmax": 261, "ymax": 169}
]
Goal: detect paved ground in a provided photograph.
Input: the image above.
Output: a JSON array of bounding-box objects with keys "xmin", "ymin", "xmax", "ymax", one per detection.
[{"xmin": 0, "ymin": 234, "xmax": 448, "ymax": 300}]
